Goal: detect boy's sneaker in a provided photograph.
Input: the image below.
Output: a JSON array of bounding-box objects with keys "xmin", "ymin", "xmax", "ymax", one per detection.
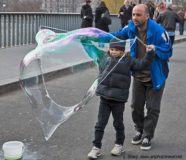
[
  {"xmin": 110, "ymin": 144, "xmax": 124, "ymax": 156},
  {"xmin": 131, "ymin": 131, "xmax": 142, "ymax": 145},
  {"xmin": 87, "ymin": 146, "xmax": 102, "ymax": 159},
  {"xmin": 140, "ymin": 138, "xmax": 151, "ymax": 150}
]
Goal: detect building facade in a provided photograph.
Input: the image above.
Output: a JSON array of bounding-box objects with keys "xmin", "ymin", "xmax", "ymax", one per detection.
[
  {"xmin": 40, "ymin": 0, "xmax": 186, "ymax": 13},
  {"xmin": 41, "ymin": 0, "xmax": 84, "ymax": 13},
  {"xmin": 141, "ymin": 0, "xmax": 186, "ymax": 7},
  {"xmin": 140, "ymin": 0, "xmax": 172, "ymax": 5},
  {"xmin": 1, "ymin": 0, "xmax": 186, "ymax": 13}
]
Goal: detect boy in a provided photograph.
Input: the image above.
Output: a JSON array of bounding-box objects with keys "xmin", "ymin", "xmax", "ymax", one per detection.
[{"xmin": 88, "ymin": 38, "xmax": 155, "ymax": 159}]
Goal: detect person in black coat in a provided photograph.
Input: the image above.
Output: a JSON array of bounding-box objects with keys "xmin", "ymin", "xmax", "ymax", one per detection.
[
  {"xmin": 80, "ymin": 0, "xmax": 93, "ymax": 28},
  {"xmin": 87, "ymin": 38, "xmax": 155, "ymax": 159},
  {"xmin": 118, "ymin": 0, "xmax": 133, "ymax": 28},
  {"xmin": 145, "ymin": 1, "xmax": 155, "ymax": 19},
  {"xmin": 95, "ymin": 1, "xmax": 111, "ymax": 32}
]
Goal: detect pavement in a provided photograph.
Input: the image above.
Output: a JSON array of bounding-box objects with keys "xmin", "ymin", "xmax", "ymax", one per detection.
[
  {"xmin": 0, "ymin": 31, "xmax": 186, "ymax": 95},
  {"xmin": 0, "ymin": 30, "xmax": 186, "ymax": 159},
  {"xmin": 0, "ymin": 41, "xmax": 186, "ymax": 159}
]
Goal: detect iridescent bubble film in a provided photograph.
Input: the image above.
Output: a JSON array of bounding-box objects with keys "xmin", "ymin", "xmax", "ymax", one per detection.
[{"xmin": 20, "ymin": 27, "xmax": 136, "ymax": 140}]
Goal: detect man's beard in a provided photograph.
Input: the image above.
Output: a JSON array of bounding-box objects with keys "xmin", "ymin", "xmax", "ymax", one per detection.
[{"xmin": 135, "ymin": 20, "xmax": 146, "ymax": 29}]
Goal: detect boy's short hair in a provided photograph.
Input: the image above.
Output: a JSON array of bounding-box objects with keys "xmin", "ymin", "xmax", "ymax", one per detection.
[{"xmin": 109, "ymin": 38, "xmax": 126, "ymax": 51}]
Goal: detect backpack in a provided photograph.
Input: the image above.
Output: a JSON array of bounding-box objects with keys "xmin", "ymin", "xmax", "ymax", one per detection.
[{"xmin": 101, "ymin": 10, "xmax": 112, "ymax": 25}]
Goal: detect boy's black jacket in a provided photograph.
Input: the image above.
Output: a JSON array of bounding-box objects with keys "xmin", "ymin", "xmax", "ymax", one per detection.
[{"xmin": 96, "ymin": 52, "xmax": 154, "ymax": 102}]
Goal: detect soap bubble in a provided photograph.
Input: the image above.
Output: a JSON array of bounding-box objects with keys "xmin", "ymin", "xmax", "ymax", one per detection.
[{"xmin": 20, "ymin": 27, "xmax": 136, "ymax": 140}]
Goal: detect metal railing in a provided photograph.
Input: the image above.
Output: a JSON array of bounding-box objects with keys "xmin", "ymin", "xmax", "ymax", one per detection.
[{"xmin": 0, "ymin": 12, "xmax": 121, "ymax": 48}]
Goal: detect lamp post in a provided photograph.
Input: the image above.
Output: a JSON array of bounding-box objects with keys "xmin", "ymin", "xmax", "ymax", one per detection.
[
  {"xmin": 1, "ymin": 0, "xmax": 6, "ymax": 12},
  {"xmin": 2, "ymin": 3, "xmax": 6, "ymax": 12}
]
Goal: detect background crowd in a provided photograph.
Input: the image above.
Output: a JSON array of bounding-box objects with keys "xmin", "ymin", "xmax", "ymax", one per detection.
[{"xmin": 80, "ymin": 0, "xmax": 186, "ymax": 39}]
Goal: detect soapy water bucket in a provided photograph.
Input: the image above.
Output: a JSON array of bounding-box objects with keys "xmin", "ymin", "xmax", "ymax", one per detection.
[{"xmin": 2, "ymin": 141, "xmax": 24, "ymax": 160}]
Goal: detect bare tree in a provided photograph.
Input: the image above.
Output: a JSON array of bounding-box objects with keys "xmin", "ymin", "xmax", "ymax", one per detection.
[{"xmin": 2, "ymin": 0, "xmax": 44, "ymax": 12}]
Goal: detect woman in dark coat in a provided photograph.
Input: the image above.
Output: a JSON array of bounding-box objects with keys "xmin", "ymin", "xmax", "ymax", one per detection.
[
  {"xmin": 95, "ymin": 1, "xmax": 111, "ymax": 32},
  {"xmin": 118, "ymin": 0, "xmax": 133, "ymax": 28},
  {"xmin": 80, "ymin": 0, "xmax": 93, "ymax": 28}
]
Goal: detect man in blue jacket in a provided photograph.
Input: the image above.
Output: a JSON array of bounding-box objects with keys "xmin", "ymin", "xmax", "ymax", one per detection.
[{"xmin": 102, "ymin": 4, "xmax": 172, "ymax": 150}]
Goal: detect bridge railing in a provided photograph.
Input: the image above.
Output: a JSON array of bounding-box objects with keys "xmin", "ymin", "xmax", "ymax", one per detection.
[{"xmin": 0, "ymin": 12, "xmax": 121, "ymax": 48}]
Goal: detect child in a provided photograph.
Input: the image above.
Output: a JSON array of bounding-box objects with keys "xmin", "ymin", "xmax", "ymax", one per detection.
[{"xmin": 87, "ymin": 38, "xmax": 155, "ymax": 159}]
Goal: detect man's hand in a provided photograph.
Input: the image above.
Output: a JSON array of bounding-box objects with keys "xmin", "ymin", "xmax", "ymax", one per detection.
[{"xmin": 146, "ymin": 45, "xmax": 155, "ymax": 53}]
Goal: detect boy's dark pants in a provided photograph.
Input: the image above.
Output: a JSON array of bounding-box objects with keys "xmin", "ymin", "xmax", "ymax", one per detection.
[
  {"xmin": 131, "ymin": 79, "xmax": 165, "ymax": 139},
  {"xmin": 93, "ymin": 97, "xmax": 125, "ymax": 149}
]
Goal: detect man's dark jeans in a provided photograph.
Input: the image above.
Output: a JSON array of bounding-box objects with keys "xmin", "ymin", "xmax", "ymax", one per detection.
[
  {"xmin": 169, "ymin": 35, "xmax": 175, "ymax": 45},
  {"xmin": 179, "ymin": 22, "xmax": 185, "ymax": 35},
  {"xmin": 93, "ymin": 97, "xmax": 125, "ymax": 148},
  {"xmin": 131, "ymin": 79, "xmax": 165, "ymax": 139}
]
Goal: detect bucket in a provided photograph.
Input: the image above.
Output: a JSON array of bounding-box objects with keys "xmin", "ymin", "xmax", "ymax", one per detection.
[{"xmin": 2, "ymin": 141, "xmax": 24, "ymax": 160}]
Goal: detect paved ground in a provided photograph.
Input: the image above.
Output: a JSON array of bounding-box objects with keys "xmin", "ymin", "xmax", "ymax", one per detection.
[{"xmin": 0, "ymin": 32, "xmax": 186, "ymax": 160}]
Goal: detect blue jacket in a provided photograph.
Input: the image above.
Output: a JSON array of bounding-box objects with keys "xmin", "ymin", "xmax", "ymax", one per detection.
[{"xmin": 108, "ymin": 19, "xmax": 172, "ymax": 90}]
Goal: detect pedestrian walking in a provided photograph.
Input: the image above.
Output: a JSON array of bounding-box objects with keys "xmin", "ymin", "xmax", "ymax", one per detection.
[
  {"xmin": 177, "ymin": 8, "xmax": 185, "ymax": 35},
  {"xmin": 145, "ymin": 1, "xmax": 155, "ymax": 19},
  {"xmin": 87, "ymin": 38, "xmax": 155, "ymax": 159},
  {"xmin": 118, "ymin": 0, "xmax": 133, "ymax": 28},
  {"xmin": 156, "ymin": 4, "xmax": 181, "ymax": 45},
  {"xmin": 80, "ymin": 0, "xmax": 93, "ymax": 28},
  {"xmin": 95, "ymin": 1, "xmax": 111, "ymax": 32},
  {"xmin": 153, "ymin": 2, "xmax": 165, "ymax": 21}
]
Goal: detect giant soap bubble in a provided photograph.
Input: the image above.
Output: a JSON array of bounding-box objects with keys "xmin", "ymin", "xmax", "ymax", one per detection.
[{"xmin": 20, "ymin": 27, "xmax": 136, "ymax": 140}]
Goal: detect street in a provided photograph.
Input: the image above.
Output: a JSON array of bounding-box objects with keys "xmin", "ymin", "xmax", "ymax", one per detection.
[{"xmin": 0, "ymin": 42, "xmax": 186, "ymax": 160}]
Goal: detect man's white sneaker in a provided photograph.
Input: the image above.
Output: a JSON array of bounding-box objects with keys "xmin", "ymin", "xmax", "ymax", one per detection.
[
  {"xmin": 110, "ymin": 144, "xmax": 124, "ymax": 156},
  {"xmin": 87, "ymin": 146, "xmax": 102, "ymax": 159}
]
